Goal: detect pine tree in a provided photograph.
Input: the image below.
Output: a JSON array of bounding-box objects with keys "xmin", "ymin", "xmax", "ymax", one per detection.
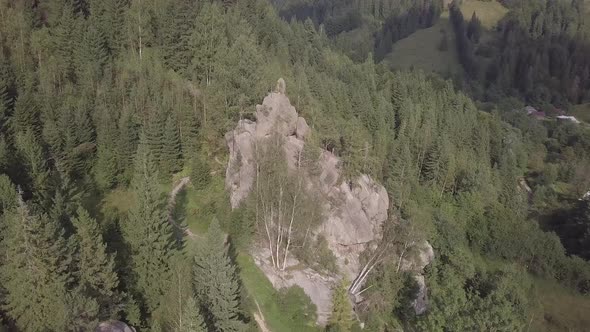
[
  {"xmin": 190, "ymin": 155, "xmax": 211, "ymax": 190},
  {"xmin": 72, "ymin": 207, "xmax": 121, "ymax": 319},
  {"xmin": 95, "ymin": 106, "xmax": 120, "ymax": 189},
  {"xmin": 76, "ymin": 22, "xmax": 109, "ymax": 84},
  {"xmin": 146, "ymin": 109, "xmax": 166, "ymax": 164},
  {"xmin": 161, "ymin": 115, "xmax": 183, "ymax": 178},
  {"xmin": 179, "ymin": 297, "xmax": 207, "ymax": 332},
  {"xmin": 11, "ymin": 89, "xmax": 40, "ymax": 137},
  {"xmin": 190, "ymin": 2, "xmax": 227, "ymax": 85},
  {"xmin": 467, "ymin": 12, "xmax": 482, "ymax": 43},
  {"xmin": 118, "ymin": 112, "xmax": 138, "ymax": 184},
  {"xmin": 0, "ymin": 175, "xmax": 17, "ymax": 213},
  {"xmin": 14, "ymin": 130, "xmax": 50, "ymax": 205},
  {"xmin": 124, "ymin": 134, "xmax": 175, "ymax": 313},
  {"xmin": 194, "ymin": 220, "xmax": 246, "ymax": 332},
  {"xmin": 161, "ymin": 0, "xmax": 196, "ymax": 76},
  {"xmin": 0, "ymin": 198, "xmax": 73, "ymax": 331},
  {"xmin": 327, "ymin": 279, "xmax": 354, "ymax": 332}
]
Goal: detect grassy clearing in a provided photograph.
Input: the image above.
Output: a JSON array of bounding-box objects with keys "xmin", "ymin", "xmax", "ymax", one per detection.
[
  {"xmin": 385, "ymin": 0, "xmax": 507, "ymax": 73},
  {"xmin": 571, "ymin": 103, "xmax": 590, "ymax": 124},
  {"xmin": 237, "ymin": 254, "xmax": 320, "ymax": 332},
  {"xmin": 386, "ymin": 17, "xmax": 462, "ymax": 75},
  {"xmin": 530, "ymin": 278, "xmax": 590, "ymax": 332},
  {"xmin": 460, "ymin": 0, "xmax": 508, "ymax": 29},
  {"xmin": 101, "ymin": 187, "xmax": 135, "ymax": 221},
  {"xmin": 175, "ymin": 176, "xmax": 229, "ymax": 234}
]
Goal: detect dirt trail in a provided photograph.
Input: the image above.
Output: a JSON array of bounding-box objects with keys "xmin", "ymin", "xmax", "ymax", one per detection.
[{"xmin": 253, "ymin": 300, "xmax": 271, "ymax": 332}]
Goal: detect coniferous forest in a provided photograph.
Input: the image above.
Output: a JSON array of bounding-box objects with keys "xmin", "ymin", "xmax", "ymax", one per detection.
[{"xmin": 0, "ymin": 0, "xmax": 589, "ymax": 331}]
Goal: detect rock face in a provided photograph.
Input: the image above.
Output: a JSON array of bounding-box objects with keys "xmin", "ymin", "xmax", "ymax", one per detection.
[
  {"xmin": 253, "ymin": 247, "xmax": 336, "ymax": 325},
  {"xmin": 225, "ymin": 90, "xmax": 308, "ymax": 209},
  {"xmin": 225, "ymin": 87, "xmax": 388, "ymax": 280},
  {"xmin": 400, "ymin": 240, "xmax": 434, "ymax": 315},
  {"xmin": 95, "ymin": 321, "xmax": 135, "ymax": 332},
  {"xmin": 225, "ymin": 79, "xmax": 433, "ymax": 321}
]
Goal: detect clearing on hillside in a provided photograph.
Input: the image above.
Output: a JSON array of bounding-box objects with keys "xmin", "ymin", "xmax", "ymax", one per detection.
[
  {"xmin": 385, "ymin": 0, "xmax": 508, "ymax": 74},
  {"xmin": 460, "ymin": 0, "xmax": 508, "ymax": 29},
  {"xmin": 385, "ymin": 17, "xmax": 462, "ymax": 75},
  {"xmin": 571, "ymin": 103, "xmax": 590, "ymax": 124}
]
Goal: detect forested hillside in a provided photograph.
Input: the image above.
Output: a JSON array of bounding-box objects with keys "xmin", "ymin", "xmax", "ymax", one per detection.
[{"xmin": 0, "ymin": 0, "xmax": 589, "ymax": 331}]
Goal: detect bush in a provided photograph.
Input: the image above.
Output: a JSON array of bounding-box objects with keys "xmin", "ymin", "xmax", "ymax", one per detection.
[
  {"xmin": 278, "ymin": 286, "xmax": 317, "ymax": 323},
  {"xmin": 293, "ymin": 235, "xmax": 339, "ymax": 274},
  {"xmin": 190, "ymin": 155, "xmax": 211, "ymax": 190}
]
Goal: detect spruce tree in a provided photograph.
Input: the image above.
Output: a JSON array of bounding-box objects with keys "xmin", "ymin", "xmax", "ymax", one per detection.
[
  {"xmin": 0, "ymin": 175, "xmax": 17, "ymax": 213},
  {"xmin": 194, "ymin": 220, "xmax": 246, "ymax": 332},
  {"xmin": 95, "ymin": 109, "xmax": 120, "ymax": 189},
  {"xmin": 190, "ymin": 2, "xmax": 227, "ymax": 85},
  {"xmin": 11, "ymin": 90, "xmax": 40, "ymax": 137},
  {"xmin": 327, "ymin": 279, "xmax": 354, "ymax": 332},
  {"xmin": 14, "ymin": 130, "xmax": 50, "ymax": 205},
  {"xmin": 161, "ymin": 0, "xmax": 196, "ymax": 76},
  {"xmin": 161, "ymin": 115, "xmax": 183, "ymax": 178},
  {"xmin": 179, "ymin": 297, "xmax": 207, "ymax": 332},
  {"xmin": 124, "ymin": 134, "xmax": 175, "ymax": 313},
  {"xmin": 0, "ymin": 198, "xmax": 73, "ymax": 331},
  {"xmin": 118, "ymin": 112, "xmax": 139, "ymax": 184},
  {"xmin": 72, "ymin": 207, "xmax": 121, "ymax": 319},
  {"xmin": 146, "ymin": 109, "xmax": 166, "ymax": 165}
]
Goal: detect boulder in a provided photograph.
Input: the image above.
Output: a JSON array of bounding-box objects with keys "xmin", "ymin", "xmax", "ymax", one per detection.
[
  {"xmin": 95, "ymin": 321, "xmax": 135, "ymax": 332},
  {"xmin": 296, "ymin": 117, "xmax": 310, "ymax": 140},
  {"xmin": 412, "ymin": 275, "xmax": 428, "ymax": 315},
  {"xmin": 401, "ymin": 240, "xmax": 434, "ymax": 272}
]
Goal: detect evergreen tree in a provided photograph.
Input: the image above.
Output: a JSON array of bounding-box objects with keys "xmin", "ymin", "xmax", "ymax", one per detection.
[
  {"xmin": 95, "ymin": 106, "xmax": 120, "ymax": 189},
  {"xmin": 467, "ymin": 12, "xmax": 482, "ymax": 43},
  {"xmin": 160, "ymin": 115, "xmax": 183, "ymax": 178},
  {"xmin": 190, "ymin": 2, "xmax": 227, "ymax": 85},
  {"xmin": 0, "ymin": 175, "xmax": 17, "ymax": 213},
  {"xmin": 72, "ymin": 207, "xmax": 121, "ymax": 319},
  {"xmin": 190, "ymin": 155, "xmax": 211, "ymax": 190},
  {"xmin": 179, "ymin": 297, "xmax": 207, "ymax": 332},
  {"xmin": 161, "ymin": 0, "xmax": 196, "ymax": 76},
  {"xmin": 0, "ymin": 198, "xmax": 73, "ymax": 331},
  {"xmin": 327, "ymin": 279, "xmax": 354, "ymax": 332},
  {"xmin": 124, "ymin": 134, "xmax": 175, "ymax": 313},
  {"xmin": 194, "ymin": 220, "xmax": 246, "ymax": 332},
  {"xmin": 14, "ymin": 130, "xmax": 50, "ymax": 205},
  {"xmin": 11, "ymin": 89, "xmax": 40, "ymax": 137},
  {"xmin": 145, "ymin": 109, "xmax": 166, "ymax": 164},
  {"xmin": 76, "ymin": 22, "xmax": 109, "ymax": 80}
]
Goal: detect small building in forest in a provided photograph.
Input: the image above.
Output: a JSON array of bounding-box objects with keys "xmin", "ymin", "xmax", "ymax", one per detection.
[{"xmin": 524, "ymin": 106, "xmax": 546, "ymax": 120}]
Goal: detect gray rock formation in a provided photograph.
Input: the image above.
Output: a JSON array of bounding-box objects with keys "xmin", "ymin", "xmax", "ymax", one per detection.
[
  {"xmin": 225, "ymin": 87, "xmax": 388, "ymax": 281},
  {"xmin": 399, "ymin": 240, "xmax": 434, "ymax": 315},
  {"xmin": 225, "ymin": 79, "xmax": 433, "ymax": 320},
  {"xmin": 95, "ymin": 321, "xmax": 136, "ymax": 332},
  {"xmin": 253, "ymin": 247, "xmax": 336, "ymax": 325}
]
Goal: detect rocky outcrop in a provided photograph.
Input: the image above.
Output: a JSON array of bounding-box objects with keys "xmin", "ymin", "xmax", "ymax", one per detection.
[
  {"xmin": 225, "ymin": 79, "xmax": 433, "ymax": 321},
  {"xmin": 225, "ymin": 87, "xmax": 388, "ymax": 280},
  {"xmin": 253, "ymin": 247, "xmax": 336, "ymax": 325},
  {"xmin": 400, "ymin": 240, "xmax": 434, "ymax": 315}
]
